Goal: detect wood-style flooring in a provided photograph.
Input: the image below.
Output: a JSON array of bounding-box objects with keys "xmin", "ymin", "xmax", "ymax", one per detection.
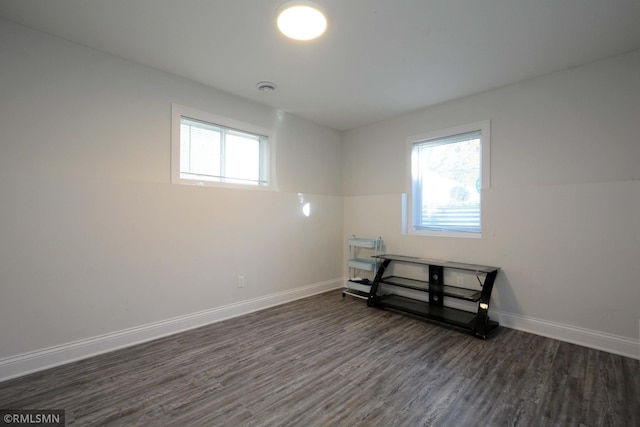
[{"xmin": 0, "ymin": 290, "xmax": 638, "ymax": 426}]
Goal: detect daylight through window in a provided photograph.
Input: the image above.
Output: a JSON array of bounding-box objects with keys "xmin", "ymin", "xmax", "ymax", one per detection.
[
  {"xmin": 407, "ymin": 121, "xmax": 490, "ymax": 237},
  {"xmin": 171, "ymin": 105, "xmax": 270, "ymax": 188}
]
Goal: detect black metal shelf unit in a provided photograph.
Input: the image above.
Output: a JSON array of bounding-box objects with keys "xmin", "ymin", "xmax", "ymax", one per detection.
[{"xmin": 367, "ymin": 254, "xmax": 500, "ymax": 339}]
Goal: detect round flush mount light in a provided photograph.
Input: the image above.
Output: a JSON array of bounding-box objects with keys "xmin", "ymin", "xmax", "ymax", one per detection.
[{"xmin": 277, "ymin": 1, "xmax": 327, "ymax": 41}]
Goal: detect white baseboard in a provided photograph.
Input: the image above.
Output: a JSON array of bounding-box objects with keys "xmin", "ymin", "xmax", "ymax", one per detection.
[
  {"xmin": 2, "ymin": 280, "xmax": 636, "ymax": 383},
  {"xmin": 0, "ymin": 278, "xmax": 343, "ymax": 382},
  {"xmin": 380, "ymin": 284, "xmax": 639, "ymax": 360},
  {"xmin": 491, "ymin": 310, "xmax": 639, "ymax": 360}
]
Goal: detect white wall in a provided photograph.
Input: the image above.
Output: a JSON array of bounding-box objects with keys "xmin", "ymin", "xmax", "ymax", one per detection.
[
  {"xmin": 1, "ymin": 16, "xmax": 638, "ymax": 379},
  {"xmin": 343, "ymin": 50, "xmax": 640, "ymax": 357},
  {"xmin": 0, "ymin": 19, "xmax": 343, "ymax": 368}
]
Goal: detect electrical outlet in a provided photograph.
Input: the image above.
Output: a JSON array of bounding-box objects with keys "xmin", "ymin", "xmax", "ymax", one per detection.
[
  {"xmin": 238, "ymin": 275, "xmax": 245, "ymax": 288},
  {"xmin": 456, "ymin": 276, "xmax": 464, "ymax": 286}
]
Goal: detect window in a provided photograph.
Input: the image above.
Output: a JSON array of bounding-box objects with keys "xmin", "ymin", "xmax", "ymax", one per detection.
[
  {"xmin": 171, "ymin": 104, "xmax": 271, "ymax": 188},
  {"xmin": 405, "ymin": 121, "xmax": 490, "ymax": 237}
]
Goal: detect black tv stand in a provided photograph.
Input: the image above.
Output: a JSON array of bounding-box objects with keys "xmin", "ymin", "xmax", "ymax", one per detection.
[{"xmin": 367, "ymin": 254, "xmax": 500, "ymax": 339}]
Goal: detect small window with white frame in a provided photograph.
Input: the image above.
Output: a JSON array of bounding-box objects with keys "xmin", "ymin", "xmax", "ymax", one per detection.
[
  {"xmin": 171, "ymin": 104, "xmax": 272, "ymax": 189},
  {"xmin": 405, "ymin": 120, "xmax": 490, "ymax": 238}
]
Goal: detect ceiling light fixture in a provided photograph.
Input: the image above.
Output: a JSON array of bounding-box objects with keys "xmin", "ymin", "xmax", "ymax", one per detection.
[{"xmin": 277, "ymin": 1, "xmax": 327, "ymax": 41}]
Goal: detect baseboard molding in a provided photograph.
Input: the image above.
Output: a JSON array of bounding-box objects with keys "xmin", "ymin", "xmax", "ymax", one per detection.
[
  {"xmin": 379, "ymin": 285, "xmax": 639, "ymax": 360},
  {"xmin": 2, "ymin": 281, "xmax": 636, "ymax": 383},
  {"xmin": 0, "ymin": 278, "xmax": 343, "ymax": 382},
  {"xmin": 491, "ymin": 310, "xmax": 639, "ymax": 360}
]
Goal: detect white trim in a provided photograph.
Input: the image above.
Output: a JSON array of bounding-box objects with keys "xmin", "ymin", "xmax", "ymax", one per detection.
[
  {"xmin": 404, "ymin": 120, "xmax": 490, "ymax": 238},
  {"xmin": 3, "ymin": 279, "xmax": 636, "ymax": 382},
  {"xmin": 0, "ymin": 278, "xmax": 343, "ymax": 382},
  {"xmin": 378, "ymin": 285, "xmax": 639, "ymax": 360},
  {"xmin": 170, "ymin": 103, "xmax": 276, "ymax": 191},
  {"xmin": 491, "ymin": 309, "xmax": 639, "ymax": 360}
]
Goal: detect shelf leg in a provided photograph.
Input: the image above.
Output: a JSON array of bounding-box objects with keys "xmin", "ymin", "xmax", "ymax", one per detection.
[
  {"xmin": 428, "ymin": 265, "xmax": 445, "ymax": 308},
  {"xmin": 367, "ymin": 259, "xmax": 391, "ymax": 307},
  {"xmin": 473, "ymin": 270, "xmax": 498, "ymax": 338}
]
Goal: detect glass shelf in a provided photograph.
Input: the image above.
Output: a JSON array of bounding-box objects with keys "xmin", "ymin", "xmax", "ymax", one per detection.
[{"xmin": 380, "ymin": 276, "xmax": 481, "ymax": 301}]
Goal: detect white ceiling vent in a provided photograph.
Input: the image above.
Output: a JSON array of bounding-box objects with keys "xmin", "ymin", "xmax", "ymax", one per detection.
[{"xmin": 257, "ymin": 81, "xmax": 277, "ymax": 92}]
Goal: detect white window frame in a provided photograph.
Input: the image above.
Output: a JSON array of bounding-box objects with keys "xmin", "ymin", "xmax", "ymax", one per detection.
[
  {"xmin": 171, "ymin": 104, "xmax": 274, "ymax": 190},
  {"xmin": 404, "ymin": 120, "xmax": 490, "ymax": 238}
]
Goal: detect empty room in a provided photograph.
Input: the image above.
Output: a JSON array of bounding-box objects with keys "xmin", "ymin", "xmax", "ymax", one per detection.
[{"xmin": 0, "ymin": 1, "xmax": 638, "ymax": 426}]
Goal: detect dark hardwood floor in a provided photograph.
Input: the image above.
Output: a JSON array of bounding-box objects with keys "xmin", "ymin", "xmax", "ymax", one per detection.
[{"xmin": 1, "ymin": 290, "xmax": 638, "ymax": 426}]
